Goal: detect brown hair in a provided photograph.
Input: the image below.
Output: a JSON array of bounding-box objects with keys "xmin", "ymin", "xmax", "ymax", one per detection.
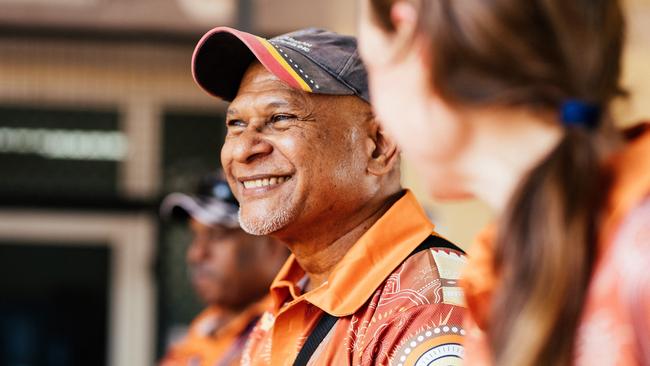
[{"xmin": 369, "ymin": 0, "xmax": 625, "ymax": 364}]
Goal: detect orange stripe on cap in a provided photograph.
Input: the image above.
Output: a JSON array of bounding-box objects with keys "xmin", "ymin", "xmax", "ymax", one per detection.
[{"xmin": 256, "ymin": 37, "xmax": 313, "ymax": 93}]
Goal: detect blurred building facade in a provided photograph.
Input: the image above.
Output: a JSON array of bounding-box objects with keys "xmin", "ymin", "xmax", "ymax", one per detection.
[{"xmin": 0, "ymin": 0, "xmax": 648, "ymax": 365}]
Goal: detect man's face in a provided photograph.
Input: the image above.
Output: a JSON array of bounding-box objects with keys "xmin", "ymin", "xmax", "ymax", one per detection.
[
  {"xmin": 221, "ymin": 63, "xmax": 375, "ymax": 237},
  {"xmin": 186, "ymin": 219, "xmax": 268, "ymax": 307}
]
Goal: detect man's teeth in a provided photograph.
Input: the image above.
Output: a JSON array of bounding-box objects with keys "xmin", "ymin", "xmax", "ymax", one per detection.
[{"xmin": 243, "ymin": 176, "xmax": 291, "ymax": 189}]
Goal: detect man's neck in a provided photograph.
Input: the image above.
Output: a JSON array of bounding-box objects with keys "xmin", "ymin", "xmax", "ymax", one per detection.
[{"xmin": 282, "ymin": 190, "xmax": 404, "ymax": 292}]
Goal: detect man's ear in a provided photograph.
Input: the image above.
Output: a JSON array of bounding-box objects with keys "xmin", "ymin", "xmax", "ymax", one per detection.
[{"xmin": 367, "ymin": 119, "xmax": 400, "ymax": 176}]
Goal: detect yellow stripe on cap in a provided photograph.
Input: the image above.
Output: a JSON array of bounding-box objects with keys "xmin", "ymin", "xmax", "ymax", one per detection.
[{"xmin": 257, "ymin": 37, "xmax": 313, "ymax": 93}]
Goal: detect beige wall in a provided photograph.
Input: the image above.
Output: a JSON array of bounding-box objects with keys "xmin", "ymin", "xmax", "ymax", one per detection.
[
  {"xmin": 614, "ymin": 0, "xmax": 650, "ymax": 125},
  {"xmin": 255, "ymin": 0, "xmax": 358, "ymax": 35}
]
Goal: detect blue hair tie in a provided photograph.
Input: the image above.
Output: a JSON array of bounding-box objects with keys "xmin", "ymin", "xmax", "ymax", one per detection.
[{"xmin": 560, "ymin": 99, "xmax": 601, "ymax": 129}]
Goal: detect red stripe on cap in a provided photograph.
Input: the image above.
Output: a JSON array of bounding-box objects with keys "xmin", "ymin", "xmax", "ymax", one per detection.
[{"xmin": 242, "ymin": 36, "xmax": 308, "ymax": 91}]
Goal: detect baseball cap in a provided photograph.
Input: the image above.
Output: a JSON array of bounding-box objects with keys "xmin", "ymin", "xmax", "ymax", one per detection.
[
  {"xmin": 192, "ymin": 26, "xmax": 369, "ymax": 103},
  {"xmin": 160, "ymin": 173, "xmax": 239, "ymax": 229}
]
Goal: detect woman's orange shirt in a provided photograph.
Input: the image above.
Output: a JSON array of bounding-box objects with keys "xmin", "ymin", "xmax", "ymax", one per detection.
[{"xmin": 462, "ymin": 126, "xmax": 650, "ymax": 365}]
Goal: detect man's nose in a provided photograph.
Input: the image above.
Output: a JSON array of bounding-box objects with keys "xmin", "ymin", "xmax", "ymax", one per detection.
[
  {"xmin": 187, "ymin": 240, "xmax": 209, "ymax": 263},
  {"xmin": 230, "ymin": 127, "xmax": 274, "ymax": 164}
]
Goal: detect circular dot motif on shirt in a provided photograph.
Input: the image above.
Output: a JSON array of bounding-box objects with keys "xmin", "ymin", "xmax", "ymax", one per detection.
[{"xmin": 392, "ymin": 327, "xmax": 465, "ymax": 366}]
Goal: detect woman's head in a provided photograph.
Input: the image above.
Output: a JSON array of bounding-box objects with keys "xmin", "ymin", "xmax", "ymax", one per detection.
[
  {"xmin": 359, "ymin": 0, "xmax": 625, "ymax": 197},
  {"xmin": 360, "ymin": 0, "xmax": 626, "ymax": 365}
]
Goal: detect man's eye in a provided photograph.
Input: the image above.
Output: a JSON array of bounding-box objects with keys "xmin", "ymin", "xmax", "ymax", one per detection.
[
  {"xmin": 270, "ymin": 114, "xmax": 296, "ymax": 123},
  {"xmin": 227, "ymin": 119, "xmax": 246, "ymax": 127}
]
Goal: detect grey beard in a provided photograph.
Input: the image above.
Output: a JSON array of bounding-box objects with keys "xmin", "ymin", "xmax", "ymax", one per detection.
[{"xmin": 238, "ymin": 206, "xmax": 293, "ymax": 235}]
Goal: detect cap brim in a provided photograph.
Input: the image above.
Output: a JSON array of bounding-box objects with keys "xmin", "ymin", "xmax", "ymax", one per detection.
[
  {"xmin": 192, "ymin": 26, "xmax": 314, "ymax": 101},
  {"xmin": 160, "ymin": 192, "xmax": 239, "ymax": 229}
]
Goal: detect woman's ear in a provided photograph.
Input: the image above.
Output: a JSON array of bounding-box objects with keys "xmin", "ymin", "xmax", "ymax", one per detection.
[
  {"xmin": 391, "ymin": 1, "xmax": 418, "ymax": 37},
  {"xmin": 367, "ymin": 119, "xmax": 400, "ymax": 176}
]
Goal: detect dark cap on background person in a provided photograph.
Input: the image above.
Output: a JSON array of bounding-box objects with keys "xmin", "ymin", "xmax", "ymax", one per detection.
[
  {"xmin": 160, "ymin": 172, "xmax": 239, "ymax": 229},
  {"xmin": 192, "ymin": 26, "xmax": 369, "ymax": 103}
]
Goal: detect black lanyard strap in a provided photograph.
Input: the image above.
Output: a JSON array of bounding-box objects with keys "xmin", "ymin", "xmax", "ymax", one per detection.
[
  {"xmin": 412, "ymin": 234, "xmax": 466, "ymax": 256},
  {"xmin": 292, "ymin": 313, "xmax": 338, "ymax": 366}
]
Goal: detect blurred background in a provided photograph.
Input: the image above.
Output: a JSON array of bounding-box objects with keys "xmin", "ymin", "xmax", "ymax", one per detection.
[{"xmin": 0, "ymin": 0, "xmax": 647, "ymax": 365}]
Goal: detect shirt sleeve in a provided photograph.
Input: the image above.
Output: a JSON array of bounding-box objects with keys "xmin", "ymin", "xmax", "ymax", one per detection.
[
  {"xmin": 632, "ymin": 281, "xmax": 650, "ymax": 363},
  {"xmin": 622, "ymin": 199, "xmax": 650, "ymax": 362},
  {"xmin": 575, "ymin": 197, "xmax": 650, "ymax": 365}
]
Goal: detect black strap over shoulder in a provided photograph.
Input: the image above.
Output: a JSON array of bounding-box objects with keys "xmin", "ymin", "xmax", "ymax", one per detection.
[
  {"xmin": 411, "ymin": 234, "xmax": 466, "ymax": 256},
  {"xmin": 292, "ymin": 313, "xmax": 338, "ymax": 366},
  {"xmin": 291, "ymin": 234, "xmax": 463, "ymax": 366}
]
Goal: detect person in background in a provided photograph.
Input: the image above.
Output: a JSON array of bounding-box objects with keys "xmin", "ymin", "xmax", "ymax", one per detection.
[
  {"xmin": 358, "ymin": 0, "xmax": 650, "ymax": 365},
  {"xmin": 159, "ymin": 172, "xmax": 288, "ymax": 366},
  {"xmin": 191, "ymin": 27, "xmax": 467, "ymax": 365}
]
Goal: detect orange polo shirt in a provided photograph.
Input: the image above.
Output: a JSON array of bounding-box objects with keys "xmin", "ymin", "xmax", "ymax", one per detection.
[
  {"xmin": 161, "ymin": 296, "xmax": 270, "ymax": 366},
  {"xmin": 462, "ymin": 125, "xmax": 650, "ymax": 365},
  {"xmin": 241, "ymin": 190, "xmax": 467, "ymax": 366}
]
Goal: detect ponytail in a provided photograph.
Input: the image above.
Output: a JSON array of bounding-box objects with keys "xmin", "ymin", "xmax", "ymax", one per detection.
[{"xmin": 490, "ymin": 125, "xmax": 608, "ymax": 365}]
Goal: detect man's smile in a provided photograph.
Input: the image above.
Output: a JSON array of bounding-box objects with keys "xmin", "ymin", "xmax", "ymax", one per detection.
[{"xmin": 238, "ymin": 174, "xmax": 294, "ymax": 195}]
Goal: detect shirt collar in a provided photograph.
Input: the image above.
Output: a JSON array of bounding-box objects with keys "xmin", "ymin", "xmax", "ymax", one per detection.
[{"xmin": 269, "ymin": 190, "xmax": 435, "ymax": 316}]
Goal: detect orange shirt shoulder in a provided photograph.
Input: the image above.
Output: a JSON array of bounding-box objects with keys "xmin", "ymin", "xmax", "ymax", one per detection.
[
  {"xmin": 461, "ymin": 125, "xmax": 650, "ymax": 365},
  {"xmin": 161, "ymin": 296, "xmax": 271, "ymax": 366},
  {"xmin": 242, "ymin": 190, "xmax": 468, "ymax": 366}
]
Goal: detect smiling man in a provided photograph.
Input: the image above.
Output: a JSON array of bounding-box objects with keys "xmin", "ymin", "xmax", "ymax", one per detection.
[{"xmin": 191, "ymin": 27, "xmax": 467, "ymax": 366}]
